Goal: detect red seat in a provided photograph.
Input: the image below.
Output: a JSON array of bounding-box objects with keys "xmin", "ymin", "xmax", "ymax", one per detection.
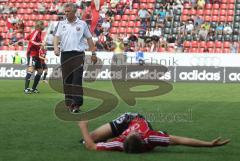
[
  {"xmin": 220, "ymin": 10, "xmax": 226, "ymax": 16},
  {"xmin": 189, "ymin": 9, "xmax": 196, "ymax": 15},
  {"xmin": 219, "ymin": 16, "xmax": 226, "ymax": 22},
  {"xmin": 205, "ymin": 4, "xmax": 212, "ymax": 9},
  {"xmin": 223, "ymin": 48, "xmax": 230, "ymax": 53},
  {"xmin": 207, "ymin": 41, "xmax": 214, "ymax": 48},
  {"xmin": 112, "ymin": 21, "xmax": 119, "ymax": 27},
  {"xmin": 181, "ymin": 15, "xmax": 189, "ymax": 21},
  {"xmin": 129, "ymin": 15, "xmax": 136, "ymax": 21},
  {"xmin": 135, "ymin": 21, "xmax": 141, "ymax": 27},
  {"xmin": 128, "ymin": 21, "xmax": 135, "ymax": 27},
  {"xmin": 228, "ymin": 4, "xmax": 235, "ymax": 10},
  {"xmin": 121, "ymin": 21, "xmax": 127, "ymax": 27},
  {"xmin": 223, "ymin": 42, "xmax": 230, "ymax": 48},
  {"xmin": 228, "ymin": 0, "xmax": 235, "ymax": 3},
  {"xmin": 158, "ymin": 47, "xmax": 165, "ymax": 52},
  {"xmin": 15, "ymin": 46, "xmax": 24, "ymax": 51},
  {"xmin": 228, "ymin": 10, "xmax": 234, "ymax": 16},
  {"xmin": 114, "ymin": 15, "xmax": 121, "ymax": 21},
  {"xmin": 227, "ymin": 16, "xmax": 233, "ymax": 22},
  {"xmin": 204, "ymin": 9, "xmax": 211, "ymax": 15},
  {"xmin": 220, "ymin": 4, "xmax": 227, "ymax": 9},
  {"xmin": 196, "ymin": 9, "xmax": 203, "ymax": 15},
  {"xmin": 213, "ymin": 4, "xmax": 220, "ymax": 9},
  {"xmin": 183, "ymin": 41, "xmax": 191, "ymax": 48},
  {"xmin": 214, "ymin": 48, "xmax": 222, "ymax": 53},
  {"xmin": 190, "ymin": 48, "xmax": 198, "ymax": 53},
  {"xmin": 1, "ymin": 46, "xmax": 8, "ymax": 50},
  {"xmin": 215, "ymin": 41, "xmax": 223, "ymax": 48},
  {"xmin": 212, "ymin": 9, "xmax": 219, "ymax": 16},
  {"xmin": 133, "ymin": 27, "xmax": 139, "ymax": 33},
  {"xmin": 182, "ymin": 9, "xmax": 189, "ymax": 15},
  {"xmin": 191, "ymin": 41, "xmax": 199, "ymax": 48},
  {"xmin": 133, "ymin": 3, "xmax": 139, "ymax": 9},
  {"xmin": 124, "ymin": 9, "xmax": 130, "ymax": 15},
  {"xmin": 122, "ymin": 15, "xmax": 128, "ymax": 21},
  {"xmin": 126, "ymin": 28, "xmax": 133, "ymax": 34},
  {"xmin": 204, "ymin": 16, "xmax": 211, "ymax": 22},
  {"xmin": 130, "ymin": 9, "xmax": 138, "ymax": 15},
  {"xmin": 110, "ymin": 27, "xmax": 117, "ymax": 34},
  {"xmin": 119, "ymin": 27, "xmax": 126, "ymax": 33},
  {"xmin": 212, "ymin": 16, "xmax": 219, "ymax": 22}
]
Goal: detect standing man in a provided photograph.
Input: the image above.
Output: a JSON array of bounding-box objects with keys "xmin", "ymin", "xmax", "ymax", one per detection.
[
  {"xmin": 54, "ymin": 3, "xmax": 97, "ymax": 113},
  {"xmin": 24, "ymin": 20, "xmax": 45, "ymax": 94}
]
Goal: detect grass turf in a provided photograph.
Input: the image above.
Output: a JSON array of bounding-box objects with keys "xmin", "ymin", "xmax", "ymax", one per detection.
[{"xmin": 0, "ymin": 80, "xmax": 239, "ymax": 161}]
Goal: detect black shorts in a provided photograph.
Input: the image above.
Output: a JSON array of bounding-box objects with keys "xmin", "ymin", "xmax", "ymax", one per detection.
[
  {"xmin": 27, "ymin": 56, "xmax": 42, "ymax": 69},
  {"xmin": 42, "ymin": 63, "xmax": 48, "ymax": 70},
  {"xmin": 109, "ymin": 112, "xmax": 153, "ymax": 137}
]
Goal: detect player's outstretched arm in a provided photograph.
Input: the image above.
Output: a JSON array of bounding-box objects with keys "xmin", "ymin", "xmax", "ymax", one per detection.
[
  {"xmin": 169, "ymin": 135, "xmax": 230, "ymax": 147},
  {"xmin": 79, "ymin": 121, "xmax": 97, "ymax": 150}
]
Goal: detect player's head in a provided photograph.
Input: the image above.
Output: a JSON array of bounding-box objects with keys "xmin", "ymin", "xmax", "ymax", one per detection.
[
  {"xmin": 64, "ymin": 2, "xmax": 77, "ymax": 21},
  {"xmin": 123, "ymin": 132, "xmax": 144, "ymax": 153},
  {"xmin": 35, "ymin": 21, "xmax": 44, "ymax": 30}
]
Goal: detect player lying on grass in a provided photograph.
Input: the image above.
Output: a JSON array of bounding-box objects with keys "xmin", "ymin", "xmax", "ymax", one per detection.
[{"xmin": 79, "ymin": 113, "xmax": 230, "ymax": 153}]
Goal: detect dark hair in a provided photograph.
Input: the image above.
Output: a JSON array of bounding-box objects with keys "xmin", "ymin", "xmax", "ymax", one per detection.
[{"xmin": 123, "ymin": 135, "xmax": 144, "ymax": 153}]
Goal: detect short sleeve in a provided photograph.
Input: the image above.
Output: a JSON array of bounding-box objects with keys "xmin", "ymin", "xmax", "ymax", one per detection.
[{"xmin": 83, "ymin": 22, "xmax": 92, "ymax": 39}]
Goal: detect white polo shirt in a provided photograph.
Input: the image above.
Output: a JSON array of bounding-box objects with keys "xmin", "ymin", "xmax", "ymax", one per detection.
[{"xmin": 55, "ymin": 18, "xmax": 92, "ymax": 52}]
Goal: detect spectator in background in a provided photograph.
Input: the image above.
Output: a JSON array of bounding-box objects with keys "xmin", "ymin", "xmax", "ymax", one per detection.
[
  {"xmin": 10, "ymin": 32, "xmax": 18, "ymax": 45},
  {"xmin": 230, "ymin": 42, "xmax": 238, "ymax": 53},
  {"xmin": 194, "ymin": 16, "xmax": 204, "ymax": 27},
  {"xmin": 223, "ymin": 23, "xmax": 233, "ymax": 35},
  {"xmin": 12, "ymin": 52, "xmax": 22, "ymax": 64},
  {"xmin": 46, "ymin": 31, "xmax": 54, "ymax": 50},
  {"xmin": 37, "ymin": 3, "xmax": 47, "ymax": 14},
  {"xmin": 49, "ymin": 2, "xmax": 58, "ymax": 14},
  {"xmin": 197, "ymin": 0, "xmax": 205, "ymax": 9},
  {"xmin": 138, "ymin": 6, "xmax": 150, "ymax": 23},
  {"xmin": 101, "ymin": 18, "xmax": 111, "ymax": 34},
  {"xmin": 216, "ymin": 22, "xmax": 224, "ymax": 35}
]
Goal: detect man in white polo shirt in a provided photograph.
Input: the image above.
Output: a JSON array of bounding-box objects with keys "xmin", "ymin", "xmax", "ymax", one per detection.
[{"xmin": 54, "ymin": 2, "xmax": 97, "ymax": 113}]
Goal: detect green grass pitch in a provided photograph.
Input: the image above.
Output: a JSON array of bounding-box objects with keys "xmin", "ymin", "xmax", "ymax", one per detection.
[{"xmin": 0, "ymin": 80, "xmax": 239, "ymax": 161}]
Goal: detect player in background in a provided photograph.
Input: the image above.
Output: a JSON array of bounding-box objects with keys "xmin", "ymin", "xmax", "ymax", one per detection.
[
  {"xmin": 79, "ymin": 113, "xmax": 230, "ymax": 153},
  {"xmin": 24, "ymin": 21, "xmax": 45, "ymax": 94},
  {"xmin": 39, "ymin": 45, "xmax": 48, "ymax": 83}
]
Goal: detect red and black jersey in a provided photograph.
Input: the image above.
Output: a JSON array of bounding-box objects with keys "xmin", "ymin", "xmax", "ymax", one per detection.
[
  {"xmin": 96, "ymin": 117, "xmax": 170, "ymax": 152},
  {"xmin": 25, "ymin": 29, "xmax": 42, "ymax": 57},
  {"xmin": 39, "ymin": 48, "xmax": 47, "ymax": 64}
]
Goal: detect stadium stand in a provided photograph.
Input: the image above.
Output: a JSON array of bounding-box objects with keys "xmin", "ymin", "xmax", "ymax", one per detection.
[{"xmin": 0, "ymin": 0, "xmax": 239, "ymax": 53}]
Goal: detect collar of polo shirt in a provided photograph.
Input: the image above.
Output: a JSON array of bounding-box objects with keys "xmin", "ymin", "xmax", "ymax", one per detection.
[{"xmin": 66, "ymin": 17, "xmax": 79, "ymax": 24}]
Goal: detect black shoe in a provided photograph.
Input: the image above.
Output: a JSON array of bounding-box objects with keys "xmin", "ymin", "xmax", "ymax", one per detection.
[
  {"xmin": 31, "ymin": 88, "xmax": 40, "ymax": 93},
  {"xmin": 24, "ymin": 88, "xmax": 32, "ymax": 94},
  {"xmin": 71, "ymin": 107, "xmax": 80, "ymax": 113},
  {"xmin": 79, "ymin": 139, "xmax": 85, "ymax": 144}
]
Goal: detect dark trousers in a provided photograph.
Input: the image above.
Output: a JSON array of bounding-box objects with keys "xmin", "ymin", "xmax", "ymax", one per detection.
[{"xmin": 61, "ymin": 51, "xmax": 85, "ymax": 107}]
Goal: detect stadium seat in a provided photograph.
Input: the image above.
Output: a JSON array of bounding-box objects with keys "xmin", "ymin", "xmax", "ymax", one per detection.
[
  {"xmin": 129, "ymin": 15, "xmax": 136, "ymax": 21},
  {"xmin": 205, "ymin": 4, "xmax": 212, "ymax": 9},
  {"xmin": 212, "ymin": 16, "xmax": 219, "ymax": 22},
  {"xmin": 183, "ymin": 41, "xmax": 191, "ymax": 48},
  {"xmin": 215, "ymin": 41, "xmax": 223, "ymax": 48},
  {"xmin": 214, "ymin": 48, "xmax": 222, "ymax": 53},
  {"xmin": 212, "ymin": 10, "xmax": 219, "ymax": 16},
  {"xmin": 119, "ymin": 27, "xmax": 126, "ymax": 33},
  {"xmin": 124, "ymin": 9, "xmax": 130, "ymax": 15},
  {"xmin": 223, "ymin": 41, "xmax": 230, "ymax": 48},
  {"xmin": 122, "ymin": 15, "xmax": 128, "ymax": 21},
  {"xmin": 158, "ymin": 47, "xmax": 165, "ymax": 52},
  {"xmin": 189, "ymin": 9, "xmax": 196, "ymax": 15},
  {"xmin": 133, "ymin": 28, "xmax": 139, "ymax": 33},
  {"xmin": 135, "ymin": 21, "xmax": 141, "ymax": 27},
  {"xmin": 196, "ymin": 9, "xmax": 204, "ymax": 15},
  {"xmin": 128, "ymin": 21, "xmax": 135, "ymax": 27},
  {"xmin": 207, "ymin": 41, "xmax": 214, "ymax": 48},
  {"xmin": 112, "ymin": 21, "xmax": 119, "ymax": 27},
  {"xmin": 220, "ymin": 4, "xmax": 227, "ymax": 9},
  {"xmin": 121, "ymin": 21, "xmax": 127, "ymax": 27},
  {"xmin": 220, "ymin": 10, "xmax": 226, "ymax": 16},
  {"xmin": 213, "ymin": 4, "xmax": 220, "ymax": 9},
  {"xmin": 204, "ymin": 9, "xmax": 211, "ymax": 16},
  {"xmin": 228, "ymin": 4, "xmax": 235, "ymax": 10},
  {"xmin": 110, "ymin": 27, "xmax": 117, "ymax": 34},
  {"xmin": 114, "ymin": 15, "xmax": 121, "ymax": 21},
  {"xmin": 227, "ymin": 16, "xmax": 233, "ymax": 22},
  {"xmin": 182, "ymin": 9, "xmax": 189, "ymax": 15},
  {"xmin": 133, "ymin": 3, "xmax": 139, "ymax": 9},
  {"xmin": 228, "ymin": 10, "xmax": 234, "ymax": 16},
  {"xmin": 191, "ymin": 41, "xmax": 199, "ymax": 48}
]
